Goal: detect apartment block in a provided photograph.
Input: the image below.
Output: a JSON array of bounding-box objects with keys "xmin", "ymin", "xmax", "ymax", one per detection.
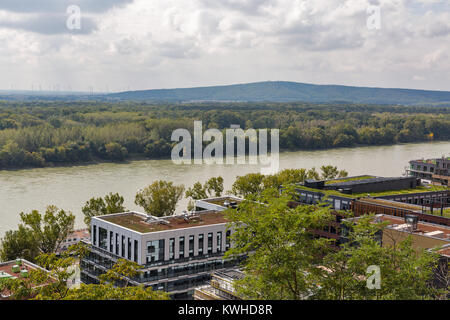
[
  {"xmin": 80, "ymin": 197, "xmax": 244, "ymax": 300},
  {"xmin": 408, "ymin": 157, "xmax": 450, "ymax": 186}
]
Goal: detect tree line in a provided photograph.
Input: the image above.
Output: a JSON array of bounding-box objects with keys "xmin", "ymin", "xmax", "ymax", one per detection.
[{"xmin": 1, "ymin": 101, "xmax": 450, "ymax": 168}]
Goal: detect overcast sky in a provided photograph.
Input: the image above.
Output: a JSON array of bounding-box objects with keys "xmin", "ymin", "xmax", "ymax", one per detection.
[{"xmin": 0, "ymin": 0, "xmax": 449, "ymax": 92}]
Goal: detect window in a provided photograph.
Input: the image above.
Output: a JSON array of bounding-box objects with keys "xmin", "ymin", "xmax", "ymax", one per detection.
[
  {"xmin": 127, "ymin": 238, "xmax": 131, "ymax": 260},
  {"xmin": 134, "ymin": 240, "xmax": 138, "ymax": 262},
  {"xmin": 189, "ymin": 235, "xmax": 194, "ymax": 257},
  {"xmin": 198, "ymin": 234, "xmax": 204, "ymax": 255},
  {"xmin": 179, "ymin": 237, "xmax": 185, "ymax": 258},
  {"xmin": 146, "ymin": 239, "xmax": 165, "ymax": 263},
  {"xmin": 109, "ymin": 231, "xmax": 114, "ymax": 252},
  {"xmin": 217, "ymin": 232, "xmax": 222, "ymax": 252},
  {"xmin": 115, "ymin": 234, "xmax": 119, "ymax": 255},
  {"xmin": 207, "ymin": 233, "xmax": 213, "ymax": 254},
  {"xmin": 225, "ymin": 230, "xmax": 231, "ymax": 251},
  {"xmin": 99, "ymin": 227, "xmax": 107, "ymax": 250},
  {"xmin": 169, "ymin": 238, "xmax": 175, "ymax": 260},
  {"xmin": 93, "ymin": 225, "xmax": 97, "ymax": 246},
  {"xmin": 121, "ymin": 236, "xmax": 125, "ymax": 257}
]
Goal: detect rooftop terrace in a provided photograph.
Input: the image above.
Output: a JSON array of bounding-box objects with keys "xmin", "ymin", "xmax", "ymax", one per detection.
[
  {"xmin": 99, "ymin": 210, "xmax": 229, "ymax": 234},
  {"xmin": 363, "ymin": 214, "xmax": 450, "ymax": 241},
  {"xmin": 0, "ymin": 259, "xmax": 51, "ymax": 299}
]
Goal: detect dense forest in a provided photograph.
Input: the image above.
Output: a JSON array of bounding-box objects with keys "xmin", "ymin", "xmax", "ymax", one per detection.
[{"xmin": 0, "ymin": 101, "xmax": 450, "ymax": 169}]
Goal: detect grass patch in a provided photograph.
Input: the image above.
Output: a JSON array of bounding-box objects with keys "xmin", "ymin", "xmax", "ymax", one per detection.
[{"xmin": 325, "ymin": 175, "xmax": 375, "ymax": 185}]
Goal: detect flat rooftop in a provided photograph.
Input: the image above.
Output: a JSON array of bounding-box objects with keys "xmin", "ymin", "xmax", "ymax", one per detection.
[
  {"xmin": 0, "ymin": 259, "xmax": 51, "ymax": 298},
  {"xmin": 99, "ymin": 210, "xmax": 229, "ymax": 234},
  {"xmin": 297, "ymin": 183, "xmax": 448, "ymax": 199},
  {"xmin": 364, "ymin": 214, "xmax": 450, "ymax": 241}
]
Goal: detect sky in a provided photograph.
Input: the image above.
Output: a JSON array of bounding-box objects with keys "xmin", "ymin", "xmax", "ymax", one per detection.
[{"xmin": 0, "ymin": 0, "xmax": 449, "ymax": 92}]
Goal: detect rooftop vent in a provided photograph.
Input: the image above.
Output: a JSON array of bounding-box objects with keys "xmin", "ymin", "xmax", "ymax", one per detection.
[
  {"xmin": 158, "ymin": 219, "xmax": 170, "ymax": 225},
  {"xmin": 404, "ymin": 214, "xmax": 419, "ymax": 232}
]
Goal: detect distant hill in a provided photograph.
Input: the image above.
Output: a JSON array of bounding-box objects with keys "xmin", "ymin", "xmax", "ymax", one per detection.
[{"xmin": 107, "ymin": 81, "xmax": 450, "ymax": 105}]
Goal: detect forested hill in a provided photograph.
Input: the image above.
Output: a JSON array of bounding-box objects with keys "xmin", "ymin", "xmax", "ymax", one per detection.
[{"xmin": 108, "ymin": 81, "xmax": 450, "ymax": 105}]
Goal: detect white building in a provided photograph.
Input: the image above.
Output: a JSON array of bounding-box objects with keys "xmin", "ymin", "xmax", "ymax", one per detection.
[{"xmin": 80, "ymin": 196, "xmax": 245, "ymax": 299}]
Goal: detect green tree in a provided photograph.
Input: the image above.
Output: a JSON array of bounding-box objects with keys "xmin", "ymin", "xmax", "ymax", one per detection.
[
  {"xmin": 225, "ymin": 190, "xmax": 442, "ymax": 300},
  {"xmin": 225, "ymin": 187, "xmax": 334, "ymax": 299},
  {"xmin": 320, "ymin": 165, "xmax": 348, "ymax": 180},
  {"xmin": 19, "ymin": 205, "xmax": 75, "ymax": 255},
  {"xmin": 230, "ymin": 173, "xmax": 265, "ymax": 198},
  {"xmin": 135, "ymin": 180, "xmax": 185, "ymax": 217},
  {"xmin": 66, "ymin": 256, "xmax": 169, "ymax": 300},
  {"xmin": 82, "ymin": 192, "xmax": 126, "ymax": 228},
  {"xmin": 185, "ymin": 182, "xmax": 208, "ymax": 200},
  {"xmin": 0, "ymin": 225, "xmax": 40, "ymax": 262},
  {"xmin": 306, "ymin": 167, "xmax": 320, "ymax": 180},
  {"xmin": 103, "ymin": 142, "xmax": 128, "ymax": 160},
  {"xmin": 205, "ymin": 176, "xmax": 224, "ymax": 197},
  {"xmin": 185, "ymin": 176, "xmax": 224, "ymax": 200},
  {"xmin": 2, "ymin": 246, "xmax": 169, "ymax": 300},
  {"xmin": 316, "ymin": 215, "xmax": 440, "ymax": 300},
  {"xmin": 1, "ymin": 244, "xmax": 84, "ymax": 300}
]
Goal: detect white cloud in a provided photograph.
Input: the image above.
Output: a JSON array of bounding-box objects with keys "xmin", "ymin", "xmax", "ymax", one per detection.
[{"xmin": 0, "ymin": 0, "xmax": 448, "ymax": 92}]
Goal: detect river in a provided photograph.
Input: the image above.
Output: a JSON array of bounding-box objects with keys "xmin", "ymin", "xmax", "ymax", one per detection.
[{"xmin": 1, "ymin": 141, "xmax": 449, "ymax": 237}]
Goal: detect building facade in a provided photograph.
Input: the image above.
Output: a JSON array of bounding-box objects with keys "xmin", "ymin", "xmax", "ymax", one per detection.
[
  {"xmin": 80, "ymin": 197, "xmax": 244, "ymax": 299},
  {"xmin": 408, "ymin": 157, "xmax": 450, "ymax": 186},
  {"xmin": 194, "ymin": 269, "xmax": 244, "ymax": 300}
]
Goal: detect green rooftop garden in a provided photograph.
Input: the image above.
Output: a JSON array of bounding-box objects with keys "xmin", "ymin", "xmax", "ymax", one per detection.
[
  {"xmin": 325, "ymin": 176, "xmax": 375, "ymax": 185},
  {"xmin": 351, "ymin": 185, "xmax": 449, "ymax": 198},
  {"xmin": 297, "ymin": 184, "xmax": 449, "ymax": 199}
]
